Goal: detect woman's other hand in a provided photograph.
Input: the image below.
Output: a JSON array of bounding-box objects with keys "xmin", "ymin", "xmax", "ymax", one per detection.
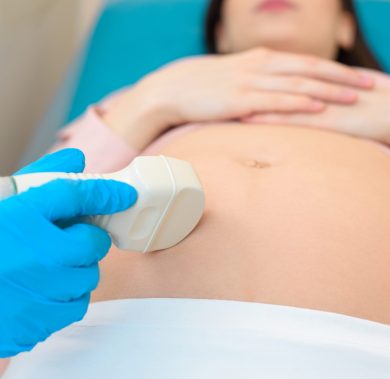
[
  {"xmin": 102, "ymin": 48, "xmax": 374, "ymax": 150},
  {"xmin": 244, "ymin": 70, "xmax": 390, "ymax": 146}
]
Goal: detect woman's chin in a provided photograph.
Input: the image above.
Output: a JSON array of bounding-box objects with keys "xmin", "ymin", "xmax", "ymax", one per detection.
[
  {"xmin": 249, "ymin": 37, "xmax": 306, "ymax": 54},
  {"xmin": 239, "ymin": 34, "xmax": 327, "ymax": 58}
]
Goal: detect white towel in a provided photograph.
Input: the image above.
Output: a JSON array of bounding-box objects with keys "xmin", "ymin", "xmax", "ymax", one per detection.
[{"xmin": 4, "ymin": 298, "xmax": 390, "ymax": 378}]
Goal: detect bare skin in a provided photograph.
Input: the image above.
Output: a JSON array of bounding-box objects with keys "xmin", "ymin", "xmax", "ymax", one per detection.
[
  {"xmin": 92, "ymin": 123, "xmax": 390, "ymax": 325},
  {"xmin": 3, "ymin": 124, "xmax": 386, "ymax": 379},
  {"xmin": 2, "ymin": 1, "xmax": 388, "ymax": 375}
]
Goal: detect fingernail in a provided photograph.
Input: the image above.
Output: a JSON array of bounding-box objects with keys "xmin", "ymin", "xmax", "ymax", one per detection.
[
  {"xmin": 340, "ymin": 89, "xmax": 358, "ymax": 102},
  {"xmin": 309, "ymin": 101, "xmax": 325, "ymax": 111},
  {"xmin": 359, "ymin": 75, "xmax": 375, "ymax": 88}
]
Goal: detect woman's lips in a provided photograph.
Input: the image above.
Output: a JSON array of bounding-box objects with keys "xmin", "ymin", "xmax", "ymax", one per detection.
[{"xmin": 257, "ymin": 0, "xmax": 296, "ymax": 12}]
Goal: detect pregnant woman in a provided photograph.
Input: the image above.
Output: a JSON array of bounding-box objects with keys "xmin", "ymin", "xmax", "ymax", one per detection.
[{"xmin": 3, "ymin": 0, "xmax": 390, "ymax": 377}]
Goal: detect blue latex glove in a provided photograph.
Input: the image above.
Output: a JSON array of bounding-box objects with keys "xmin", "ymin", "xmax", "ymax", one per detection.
[
  {"xmin": 0, "ymin": 149, "xmax": 137, "ymax": 357},
  {"xmin": 15, "ymin": 148, "xmax": 87, "ymax": 175}
]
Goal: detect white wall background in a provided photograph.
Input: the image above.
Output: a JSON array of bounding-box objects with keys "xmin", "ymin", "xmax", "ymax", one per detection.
[{"xmin": 0, "ymin": 0, "xmax": 102, "ymax": 174}]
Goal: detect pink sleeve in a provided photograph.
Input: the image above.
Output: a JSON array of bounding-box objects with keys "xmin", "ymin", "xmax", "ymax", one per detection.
[{"xmin": 51, "ymin": 106, "xmax": 139, "ymax": 173}]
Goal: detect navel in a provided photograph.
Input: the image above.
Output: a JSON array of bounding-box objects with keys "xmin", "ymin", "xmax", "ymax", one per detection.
[{"xmin": 244, "ymin": 159, "xmax": 271, "ymax": 169}]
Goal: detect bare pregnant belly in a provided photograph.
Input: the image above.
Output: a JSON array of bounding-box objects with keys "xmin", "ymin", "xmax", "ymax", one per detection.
[{"xmin": 93, "ymin": 124, "xmax": 390, "ymax": 324}]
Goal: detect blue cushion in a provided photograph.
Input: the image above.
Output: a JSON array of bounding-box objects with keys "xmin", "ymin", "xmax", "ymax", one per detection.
[
  {"xmin": 67, "ymin": 0, "xmax": 390, "ymax": 122},
  {"xmin": 356, "ymin": 1, "xmax": 390, "ymax": 71}
]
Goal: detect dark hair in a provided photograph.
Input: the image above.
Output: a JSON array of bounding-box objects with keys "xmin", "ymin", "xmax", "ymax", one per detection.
[{"xmin": 205, "ymin": 0, "xmax": 382, "ymax": 71}]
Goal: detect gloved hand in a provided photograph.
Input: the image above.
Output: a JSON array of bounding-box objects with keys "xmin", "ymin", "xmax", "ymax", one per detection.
[{"xmin": 0, "ymin": 149, "xmax": 137, "ymax": 357}]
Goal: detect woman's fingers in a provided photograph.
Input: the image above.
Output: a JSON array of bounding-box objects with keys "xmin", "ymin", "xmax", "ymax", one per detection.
[
  {"xmin": 243, "ymin": 112, "xmax": 330, "ymax": 130},
  {"xmin": 252, "ymin": 75, "xmax": 358, "ymax": 104},
  {"xmin": 241, "ymin": 92, "xmax": 326, "ymax": 114},
  {"xmin": 248, "ymin": 49, "xmax": 375, "ymax": 89},
  {"xmin": 243, "ymin": 104, "xmax": 383, "ymax": 143}
]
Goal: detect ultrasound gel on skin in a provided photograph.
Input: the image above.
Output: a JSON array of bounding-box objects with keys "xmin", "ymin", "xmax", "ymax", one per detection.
[{"xmin": 0, "ymin": 156, "xmax": 205, "ymax": 253}]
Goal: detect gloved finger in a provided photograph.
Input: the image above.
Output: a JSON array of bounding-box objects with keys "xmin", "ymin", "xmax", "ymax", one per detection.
[
  {"xmin": 58, "ymin": 265, "xmax": 100, "ymax": 302},
  {"xmin": 1, "ymin": 293, "xmax": 91, "ymax": 356},
  {"xmin": 31, "ymin": 264, "xmax": 100, "ymax": 302},
  {"xmin": 56, "ymin": 223, "xmax": 112, "ymax": 267},
  {"xmin": 18, "ymin": 179, "xmax": 138, "ymax": 222},
  {"xmin": 45, "ymin": 293, "xmax": 91, "ymax": 337},
  {"xmin": 15, "ymin": 149, "xmax": 85, "ymax": 175}
]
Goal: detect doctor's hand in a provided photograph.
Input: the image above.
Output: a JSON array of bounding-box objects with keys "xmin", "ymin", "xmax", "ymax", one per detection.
[
  {"xmin": 101, "ymin": 48, "xmax": 374, "ymax": 150},
  {"xmin": 244, "ymin": 70, "xmax": 390, "ymax": 146},
  {"xmin": 0, "ymin": 149, "xmax": 137, "ymax": 358}
]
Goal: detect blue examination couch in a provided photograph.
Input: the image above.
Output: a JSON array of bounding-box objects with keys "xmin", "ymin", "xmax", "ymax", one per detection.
[{"xmin": 66, "ymin": 0, "xmax": 390, "ymax": 123}]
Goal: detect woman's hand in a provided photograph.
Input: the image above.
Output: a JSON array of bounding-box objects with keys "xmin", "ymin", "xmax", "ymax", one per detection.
[
  {"xmin": 244, "ymin": 70, "xmax": 390, "ymax": 145},
  {"xmin": 102, "ymin": 48, "xmax": 374, "ymax": 150}
]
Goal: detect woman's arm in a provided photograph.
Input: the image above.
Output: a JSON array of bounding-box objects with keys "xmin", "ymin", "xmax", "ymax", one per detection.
[
  {"xmin": 98, "ymin": 49, "xmax": 374, "ymax": 146},
  {"xmin": 51, "ymin": 105, "xmax": 142, "ymax": 173},
  {"xmin": 51, "ymin": 83, "xmax": 176, "ymax": 173},
  {"xmin": 53, "ymin": 48, "xmax": 374, "ymax": 172}
]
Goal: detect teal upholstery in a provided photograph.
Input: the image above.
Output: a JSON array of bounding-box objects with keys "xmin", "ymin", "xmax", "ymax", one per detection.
[
  {"xmin": 355, "ymin": 1, "xmax": 390, "ymax": 70},
  {"xmin": 67, "ymin": 0, "xmax": 390, "ymax": 122}
]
